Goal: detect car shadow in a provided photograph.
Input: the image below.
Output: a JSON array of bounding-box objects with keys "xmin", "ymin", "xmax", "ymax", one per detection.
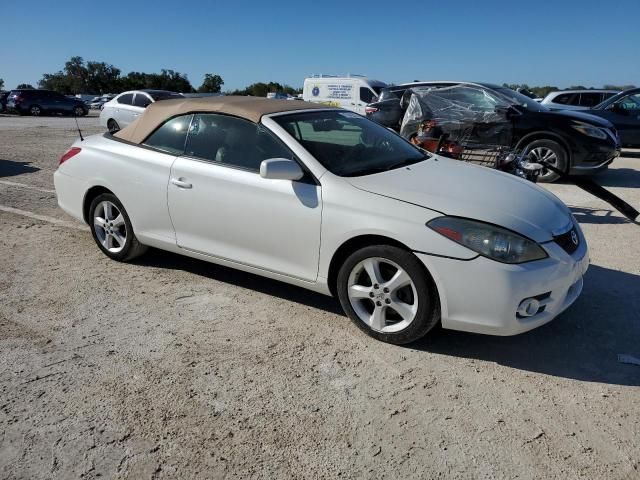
[
  {"xmin": 569, "ymin": 206, "xmax": 631, "ymax": 225},
  {"xmin": 593, "ymin": 167, "xmax": 640, "ymax": 188},
  {"xmin": 0, "ymin": 159, "xmax": 40, "ymax": 178},
  {"xmin": 136, "ymin": 250, "xmax": 639, "ymax": 386},
  {"xmin": 133, "ymin": 248, "xmax": 343, "ymax": 315},
  {"xmin": 412, "ymin": 264, "xmax": 640, "ymax": 386},
  {"xmin": 621, "ymin": 150, "xmax": 640, "ymax": 159}
]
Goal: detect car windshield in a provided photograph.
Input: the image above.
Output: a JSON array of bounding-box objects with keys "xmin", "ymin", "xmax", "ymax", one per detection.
[
  {"xmin": 273, "ymin": 110, "xmax": 429, "ymax": 177},
  {"xmin": 493, "ymin": 87, "xmax": 548, "ymax": 112},
  {"xmin": 149, "ymin": 91, "xmax": 183, "ymax": 101}
]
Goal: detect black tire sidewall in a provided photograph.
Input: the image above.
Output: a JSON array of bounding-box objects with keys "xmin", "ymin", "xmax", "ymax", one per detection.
[
  {"xmin": 108, "ymin": 119, "xmax": 119, "ymax": 133},
  {"xmin": 89, "ymin": 193, "xmax": 137, "ymax": 261},
  {"xmin": 526, "ymin": 139, "xmax": 567, "ymax": 183},
  {"xmin": 336, "ymin": 245, "xmax": 440, "ymax": 345}
]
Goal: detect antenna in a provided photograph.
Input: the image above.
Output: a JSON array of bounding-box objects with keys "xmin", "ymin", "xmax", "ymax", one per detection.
[{"xmin": 74, "ymin": 112, "xmax": 84, "ymax": 141}]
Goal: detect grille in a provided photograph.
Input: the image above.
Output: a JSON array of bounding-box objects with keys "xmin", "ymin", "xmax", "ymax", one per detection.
[{"xmin": 554, "ymin": 226, "xmax": 580, "ymax": 255}]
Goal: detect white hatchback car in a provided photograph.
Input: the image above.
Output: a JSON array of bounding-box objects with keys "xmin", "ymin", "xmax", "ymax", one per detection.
[
  {"xmin": 99, "ymin": 89, "xmax": 183, "ymax": 133},
  {"xmin": 55, "ymin": 97, "xmax": 589, "ymax": 344}
]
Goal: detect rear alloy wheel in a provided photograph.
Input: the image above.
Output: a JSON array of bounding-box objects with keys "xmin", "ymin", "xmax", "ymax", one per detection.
[
  {"xmin": 337, "ymin": 245, "xmax": 440, "ymax": 344},
  {"xmin": 73, "ymin": 106, "xmax": 85, "ymax": 117},
  {"xmin": 89, "ymin": 193, "xmax": 147, "ymax": 262},
  {"xmin": 107, "ymin": 119, "xmax": 120, "ymax": 134},
  {"xmin": 30, "ymin": 105, "xmax": 42, "ymax": 116},
  {"xmin": 525, "ymin": 139, "xmax": 568, "ymax": 183}
]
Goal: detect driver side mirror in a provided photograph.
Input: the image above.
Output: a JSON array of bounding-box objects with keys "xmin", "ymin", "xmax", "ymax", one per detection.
[
  {"xmin": 494, "ymin": 105, "xmax": 521, "ymax": 118},
  {"xmin": 259, "ymin": 158, "xmax": 304, "ymax": 181}
]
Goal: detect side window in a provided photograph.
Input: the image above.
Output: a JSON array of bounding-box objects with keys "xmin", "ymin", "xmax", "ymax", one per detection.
[
  {"xmin": 616, "ymin": 94, "xmax": 640, "ymax": 110},
  {"xmin": 133, "ymin": 93, "xmax": 152, "ymax": 108},
  {"xmin": 579, "ymin": 92, "xmax": 602, "ymax": 107},
  {"xmin": 143, "ymin": 114, "xmax": 192, "ymax": 155},
  {"xmin": 117, "ymin": 93, "xmax": 134, "ymax": 105},
  {"xmin": 185, "ymin": 114, "xmax": 293, "ymax": 171},
  {"xmin": 552, "ymin": 93, "xmax": 573, "ymax": 105},
  {"xmin": 359, "ymin": 87, "xmax": 377, "ymax": 104}
]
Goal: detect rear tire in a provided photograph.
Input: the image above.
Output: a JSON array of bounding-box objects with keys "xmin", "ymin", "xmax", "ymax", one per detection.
[
  {"xmin": 524, "ymin": 139, "xmax": 568, "ymax": 183},
  {"xmin": 73, "ymin": 106, "xmax": 85, "ymax": 117},
  {"xmin": 89, "ymin": 193, "xmax": 147, "ymax": 262},
  {"xmin": 107, "ymin": 119, "xmax": 120, "ymax": 134},
  {"xmin": 29, "ymin": 105, "xmax": 42, "ymax": 116},
  {"xmin": 336, "ymin": 245, "xmax": 440, "ymax": 344}
]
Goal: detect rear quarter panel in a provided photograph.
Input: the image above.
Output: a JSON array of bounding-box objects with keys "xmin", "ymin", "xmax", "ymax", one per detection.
[{"xmin": 57, "ymin": 135, "xmax": 177, "ymax": 245}]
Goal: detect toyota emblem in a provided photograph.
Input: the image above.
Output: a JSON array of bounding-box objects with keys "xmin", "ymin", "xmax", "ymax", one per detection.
[{"xmin": 571, "ymin": 230, "xmax": 579, "ymax": 246}]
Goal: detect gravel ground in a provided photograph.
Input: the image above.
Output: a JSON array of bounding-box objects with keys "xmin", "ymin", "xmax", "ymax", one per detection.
[{"xmin": 0, "ymin": 114, "xmax": 639, "ymax": 479}]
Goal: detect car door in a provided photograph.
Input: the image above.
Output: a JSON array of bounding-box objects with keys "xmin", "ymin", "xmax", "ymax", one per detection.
[
  {"xmin": 167, "ymin": 113, "xmax": 322, "ymax": 281},
  {"xmin": 132, "ymin": 93, "xmax": 152, "ymax": 122},
  {"xmin": 596, "ymin": 94, "xmax": 640, "ymax": 146},
  {"xmin": 114, "ymin": 93, "xmax": 136, "ymax": 126}
]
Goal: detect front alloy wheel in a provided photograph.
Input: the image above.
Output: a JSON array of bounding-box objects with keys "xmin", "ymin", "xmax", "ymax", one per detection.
[{"xmin": 337, "ymin": 245, "xmax": 440, "ymax": 344}]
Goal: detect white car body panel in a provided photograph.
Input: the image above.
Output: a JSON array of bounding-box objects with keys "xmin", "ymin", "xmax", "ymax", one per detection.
[
  {"xmin": 168, "ymin": 156, "xmax": 322, "ymax": 281},
  {"xmin": 55, "ymin": 108, "xmax": 589, "ymax": 336}
]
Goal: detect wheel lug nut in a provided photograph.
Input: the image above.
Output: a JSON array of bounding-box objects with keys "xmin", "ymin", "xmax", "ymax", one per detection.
[
  {"xmin": 383, "ymin": 287, "xmax": 389, "ymax": 293},
  {"xmin": 376, "ymin": 301, "xmax": 382, "ymax": 306},
  {"xmin": 369, "ymin": 292, "xmax": 374, "ymax": 298},
  {"xmin": 385, "ymin": 299, "xmax": 391, "ymax": 304},
  {"xmin": 374, "ymin": 284, "xmax": 379, "ymax": 289}
]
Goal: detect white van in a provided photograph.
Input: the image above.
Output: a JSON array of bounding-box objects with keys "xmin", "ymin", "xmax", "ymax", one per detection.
[{"xmin": 302, "ymin": 75, "xmax": 387, "ymax": 115}]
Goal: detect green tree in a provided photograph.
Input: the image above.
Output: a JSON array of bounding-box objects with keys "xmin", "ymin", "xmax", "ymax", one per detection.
[
  {"xmin": 120, "ymin": 69, "xmax": 193, "ymax": 92},
  {"xmin": 0, "ymin": 78, "xmax": 4, "ymax": 90},
  {"xmin": 198, "ymin": 74, "xmax": 224, "ymax": 93},
  {"xmin": 16, "ymin": 83, "xmax": 35, "ymax": 89}
]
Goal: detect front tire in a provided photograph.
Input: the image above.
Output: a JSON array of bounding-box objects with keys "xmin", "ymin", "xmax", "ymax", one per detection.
[
  {"xmin": 525, "ymin": 139, "xmax": 568, "ymax": 183},
  {"xmin": 29, "ymin": 105, "xmax": 42, "ymax": 116},
  {"xmin": 89, "ymin": 193, "xmax": 147, "ymax": 262},
  {"xmin": 73, "ymin": 106, "xmax": 85, "ymax": 117},
  {"xmin": 336, "ymin": 245, "xmax": 440, "ymax": 344}
]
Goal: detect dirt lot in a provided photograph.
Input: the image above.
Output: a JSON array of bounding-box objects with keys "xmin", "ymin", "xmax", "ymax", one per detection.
[{"xmin": 0, "ymin": 114, "xmax": 639, "ymax": 479}]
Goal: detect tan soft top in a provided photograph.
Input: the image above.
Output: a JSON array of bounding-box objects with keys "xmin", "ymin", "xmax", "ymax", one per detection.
[{"xmin": 114, "ymin": 96, "xmax": 332, "ymax": 144}]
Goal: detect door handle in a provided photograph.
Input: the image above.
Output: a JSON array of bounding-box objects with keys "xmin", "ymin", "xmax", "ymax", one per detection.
[{"xmin": 170, "ymin": 177, "xmax": 192, "ymax": 189}]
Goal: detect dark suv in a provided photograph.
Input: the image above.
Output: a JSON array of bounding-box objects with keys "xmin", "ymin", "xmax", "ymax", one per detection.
[
  {"xmin": 366, "ymin": 82, "xmax": 620, "ymax": 182},
  {"xmin": 6, "ymin": 89, "xmax": 88, "ymax": 116}
]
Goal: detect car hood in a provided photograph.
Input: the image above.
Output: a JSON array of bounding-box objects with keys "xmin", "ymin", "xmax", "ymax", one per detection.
[
  {"xmin": 545, "ymin": 108, "xmax": 614, "ymax": 128},
  {"xmin": 347, "ymin": 157, "xmax": 572, "ymax": 243}
]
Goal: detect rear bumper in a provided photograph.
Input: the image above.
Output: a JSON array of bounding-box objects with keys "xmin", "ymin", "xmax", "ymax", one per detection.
[
  {"xmin": 53, "ymin": 170, "xmax": 86, "ymax": 223},
  {"xmin": 415, "ymin": 230, "xmax": 589, "ymax": 336}
]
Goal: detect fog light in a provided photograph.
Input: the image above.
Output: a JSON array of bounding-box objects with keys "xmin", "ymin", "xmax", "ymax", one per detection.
[{"xmin": 517, "ymin": 298, "xmax": 541, "ymax": 317}]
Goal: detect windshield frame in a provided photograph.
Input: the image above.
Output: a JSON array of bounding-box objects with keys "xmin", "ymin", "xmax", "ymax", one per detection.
[{"xmin": 267, "ymin": 109, "xmax": 430, "ymax": 177}]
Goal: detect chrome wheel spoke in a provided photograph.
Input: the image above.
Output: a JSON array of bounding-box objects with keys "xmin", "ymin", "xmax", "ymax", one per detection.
[
  {"xmin": 370, "ymin": 306, "xmax": 387, "ymax": 331},
  {"xmin": 389, "ymin": 299, "xmax": 417, "ymax": 322},
  {"xmin": 94, "ymin": 216, "xmax": 106, "ymax": 229},
  {"xmin": 112, "ymin": 231, "xmax": 125, "ymax": 247},
  {"xmin": 384, "ymin": 269, "xmax": 411, "ymax": 294},
  {"xmin": 349, "ymin": 285, "xmax": 372, "ymax": 299},
  {"xmin": 362, "ymin": 258, "xmax": 383, "ymax": 285},
  {"xmin": 103, "ymin": 202, "xmax": 113, "ymax": 221},
  {"xmin": 112, "ymin": 214, "xmax": 125, "ymax": 228}
]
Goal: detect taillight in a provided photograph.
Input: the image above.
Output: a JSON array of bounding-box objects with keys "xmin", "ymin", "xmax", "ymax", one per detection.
[
  {"xmin": 59, "ymin": 147, "xmax": 81, "ymax": 166},
  {"xmin": 14, "ymin": 94, "xmax": 24, "ymax": 103},
  {"xmin": 365, "ymin": 106, "xmax": 378, "ymax": 114}
]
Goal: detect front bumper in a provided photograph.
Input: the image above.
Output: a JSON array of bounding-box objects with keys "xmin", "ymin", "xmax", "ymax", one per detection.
[{"xmin": 416, "ymin": 229, "xmax": 589, "ymax": 335}]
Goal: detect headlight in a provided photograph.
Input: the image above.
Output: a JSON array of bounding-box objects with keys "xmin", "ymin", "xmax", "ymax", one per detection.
[
  {"xmin": 427, "ymin": 217, "xmax": 548, "ymax": 264},
  {"xmin": 571, "ymin": 122, "xmax": 607, "ymax": 140}
]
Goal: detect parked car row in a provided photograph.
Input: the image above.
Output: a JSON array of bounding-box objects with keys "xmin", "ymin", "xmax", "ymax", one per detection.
[{"xmin": 4, "ymin": 89, "xmax": 88, "ymax": 116}]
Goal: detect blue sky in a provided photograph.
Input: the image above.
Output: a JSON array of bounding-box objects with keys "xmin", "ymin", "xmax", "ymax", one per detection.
[{"xmin": 1, "ymin": 0, "xmax": 638, "ymax": 91}]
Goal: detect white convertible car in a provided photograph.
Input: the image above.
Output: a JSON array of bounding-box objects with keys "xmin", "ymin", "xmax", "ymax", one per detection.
[{"xmin": 54, "ymin": 97, "xmax": 589, "ymax": 344}]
